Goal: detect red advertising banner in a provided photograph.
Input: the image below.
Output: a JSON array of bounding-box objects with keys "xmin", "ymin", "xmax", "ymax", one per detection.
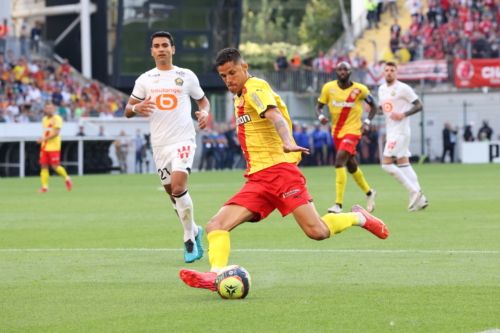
[
  {"xmin": 397, "ymin": 60, "xmax": 448, "ymax": 81},
  {"xmin": 454, "ymin": 59, "xmax": 500, "ymax": 87}
]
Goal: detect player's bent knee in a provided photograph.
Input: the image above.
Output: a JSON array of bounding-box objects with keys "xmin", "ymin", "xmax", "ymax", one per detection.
[{"xmin": 304, "ymin": 228, "xmax": 329, "ymax": 241}]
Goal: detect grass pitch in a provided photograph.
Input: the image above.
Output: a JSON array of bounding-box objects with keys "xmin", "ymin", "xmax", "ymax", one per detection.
[{"xmin": 1, "ymin": 164, "xmax": 499, "ymax": 332}]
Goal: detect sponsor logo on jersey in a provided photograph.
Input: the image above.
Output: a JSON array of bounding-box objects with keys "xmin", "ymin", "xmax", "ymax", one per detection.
[
  {"xmin": 283, "ymin": 189, "xmax": 300, "ymax": 198},
  {"xmin": 329, "ymin": 89, "xmax": 337, "ymax": 93},
  {"xmin": 249, "ymin": 92, "xmax": 264, "ymax": 110},
  {"xmin": 155, "ymin": 94, "xmax": 178, "ymax": 110},
  {"xmin": 148, "ymin": 73, "xmax": 160, "ymax": 77},
  {"xmin": 331, "ymin": 100, "xmax": 356, "ymax": 107},
  {"xmin": 383, "ymin": 102, "xmax": 393, "ymax": 113},
  {"xmin": 176, "ymin": 71, "xmax": 185, "ymax": 77},
  {"xmin": 150, "ymin": 88, "xmax": 182, "ymax": 93},
  {"xmin": 175, "ymin": 78, "xmax": 184, "ymax": 86},
  {"xmin": 236, "ymin": 114, "xmax": 251, "ymax": 126}
]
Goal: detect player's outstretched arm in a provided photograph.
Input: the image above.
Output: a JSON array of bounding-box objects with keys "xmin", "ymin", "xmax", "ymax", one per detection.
[
  {"xmin": 389, "ymin": 99, "xmax": 423, "ymax": 121},
  {"xmin": 264, "ymin": 107, "xmax": 310, "ymax": 154},
  {"xmin": 125, "ymin": 96, "xmax": 155, "ymax": 118},
  {"xmin": 315, "ymin": 102, "xmax": 329, "ymax": 125},
  {"xmin": 194, "ymin": 96, "xmax": 210, "ymax": 130},
  {"xmin": 362, "ymin": 98, "xmax": 378, "ymax": 135}
]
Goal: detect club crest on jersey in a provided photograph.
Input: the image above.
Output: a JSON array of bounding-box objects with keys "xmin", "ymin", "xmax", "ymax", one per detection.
[
  {"xmin": 238, "ymin": 97, "xmax": 245, "ymax": 107},
  {"xmin": 236, "ymin": 114, "xmax": 251, "ymax": 126},
  {"xmin": 391, "ymin": 91, "xmax": 396, "ymax": 96},
  {"xmin": 154, "ymin": 80, "xmax": 159, "ymax": 83},
  {"xmin": 175, "ymin": 78, "xmax": 184, "ymax": 86},
  {"xmin": 350, "ymin": 89, "xmax": 360, "ymax": 100},
  {"xmin": 177, "ymin": 146, "xmax": 190, "ymax": 159}
]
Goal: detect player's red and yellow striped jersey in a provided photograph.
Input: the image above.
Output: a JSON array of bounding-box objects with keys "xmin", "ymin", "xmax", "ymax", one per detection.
[
  {"xmin": 318, "ymin": 81, "xmax": 371, "ymax": 138},
  {"xmin": 41, "ymin": 115, "xmax": 63, "ymax": 151},
  {"xmin": 234, "ymin": 77, "xmax": 301, "ymax": 176}
]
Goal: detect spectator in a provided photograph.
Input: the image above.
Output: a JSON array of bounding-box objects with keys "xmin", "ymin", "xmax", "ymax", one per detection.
[
  {"xmin": 302, "ymin": 53, "xmax": 314, "ymax": 92},
  {"xmin": 98, "ymin": 126, "xmax": 107, "ymax": 137},
  {"xmin": 31, "ymin": 22, "xmax": 42, "ymax": 53},
  {"xmin": 134, "ymin": 128, "xmax": 143, "ymax": 173},
  {"xmin": 6, "ymin": 99, "xmax": 20, "ymax": 119},
  {"xmin": 224, "ymin": 123, "xmax": 238, "ymax": 169},
  {"xmin": 312, "ymin": 122, "xmax": 328, "ymax": 166},
  {"xmin": 391, "ymin": 19, "xmax": 402, "ymax": 39},
  {"xmin": 387, "ymin": 0, "xmax": 399, "ymax": 18},
  {"xmin": 76, "ymin": 126, "xmax": 86, "ymax": 136},
  {"xmin": 274, "ymin": 51, "xmax": 288, "ymax": 71},
  {"xmin": 478, "ymin": 120, "xmax": 493, "ymax": 141},
  {"xmin": 19, "ymin": 20, "xmax": 29, "ymax": 57},
  {"xmin": 390, "ymin": 31, "xmax": 400, "ymax": 54},
  {"xmin": 427, "ymin": 0, "xmax": 439, "ymax": 26},
  {"xmin": 366, "ymin": 0, "xmax": 379, "ymax": 29},
  {"xmin": 442, "ymin": 123, "xmax": 458, "ymax": 163},
  {"xmin": 198, "ymin": 128, "xmax": 215, "ymax": 171},
  {"xmin": 295, "ymin": 124, "xmax": 311, "ymax": 167},
  {"xmin": 325, "ymin": 127, "xmax": 335, "ymax": 165},
  {"xmin": 314, "ymin": 51, "xmax": 330, "ymax": 89},
  {"xmin": 464, "ymin": 125, "xmax": 474, "ymax": 142},
  {"xmin": 405, "ymin": 0, "xmax": 423, "ymax": 18},
  {"xmin": 290, "ymin": 52, "xmax": 301, "ymax": 70},
  {"xmin": 364, "ymin": 125, "xmax": 379, "ymax": 164},
  {"xmin": 351, "ymin": 52, "xmax": 367, "ymax": 83},
  {"xmin": 472, "ymin": 32, "xmax": 490, "ymax": 58},
  {"xmin": 376, "ymin": 0, "xmax": 383, "ymax": 22},
  {"xmin": 214, "ymin": 128, "xmax": 228, "ymax": 170},
  {"xmin": 114, "ymin": 131, "xmax": 129, "ymax": 174},
  {"xmin": 0, "ymin": 19, "xmax": 10, "ymax": 39}
]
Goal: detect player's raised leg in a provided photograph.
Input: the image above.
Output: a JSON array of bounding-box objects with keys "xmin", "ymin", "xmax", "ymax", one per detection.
[
  {"xmin": 346, "ymin": 156, "xmax": 376, "ymax": 212},
  {"xmin": 293, "ymin": 201, "xmax": 388, "ymax": 240},
  {"xmin": 179, "ymin": 204, "xmax": 253, "ymax": 291}
]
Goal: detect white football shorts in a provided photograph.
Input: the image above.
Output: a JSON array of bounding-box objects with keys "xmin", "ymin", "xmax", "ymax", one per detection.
[
  {"xmin": 383, "ymin": 132, "xmax": 411, "ymax": 159},
  {"xmin": 153, "ymin": 139, "xmax": 197, "ymax": 185}
]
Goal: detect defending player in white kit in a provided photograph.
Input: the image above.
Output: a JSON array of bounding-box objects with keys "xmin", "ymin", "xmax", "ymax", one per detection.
[
  {"xmin": 378, "ymin": 61, "xmax": 428, "ymax": 211},
  {"xmin": 125, "ymin": 31, "xmax": 211, "ymax": 262}
]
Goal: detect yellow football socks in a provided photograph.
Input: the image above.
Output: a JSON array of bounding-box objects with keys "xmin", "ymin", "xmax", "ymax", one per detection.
[
  {"xmin": 208, "ymin": 230, "xmax": 230, "ymax": 272},
  {"xmin": 335, "ymin": 167, "xmax": 347, "ymax": 204},
  {"xmin": 55, "ymin": 166, "xmax": 69, "ymax": 179},
  {"xmin": 321, "ymin": 213, "xmax": 360, "ymax": 237},
  {"xmin": 351, "ymin": 168, "xmax": 371, "ymax": 194},
  {"xmin": 40, "ymin": 169, "xmax": 49, "ymax": 188}
]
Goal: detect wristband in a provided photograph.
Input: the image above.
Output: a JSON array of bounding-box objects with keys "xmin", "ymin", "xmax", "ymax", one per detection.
[
  {"xmin": 318, "ymin": 114, "xmax": 326, "ymax": 121},
  {"xmin": 132, "ymin": 104, "xmax": 138, "ymax": 114},
  {"xmin": 364, "ymin": 118, "xmax": 371, "ymax": 125},
  {"xmin": 200, "ymin": 110, "xmax": 208, "ymax": 117}
]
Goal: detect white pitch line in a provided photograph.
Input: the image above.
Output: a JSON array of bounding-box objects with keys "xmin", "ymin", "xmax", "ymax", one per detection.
[{"xmin": 0, "ymin": 249, "xmax": 499, "ymax": 254}]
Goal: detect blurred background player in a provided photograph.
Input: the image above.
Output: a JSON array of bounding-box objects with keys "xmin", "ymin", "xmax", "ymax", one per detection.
[
  {"xmin": 315, "ymin": 62, "xmax": 377, "ymax": 214},
  {"xmin": 378, "ymin": 61, "xmax": 427, "ymax": 211},
  {"xmin": 37, "ymin": 101, "xmax": 72, "ymax": 193},
  {"xmin": 179, "ymin": 48, "xmax": 388, "ymax": 292},
  {"xmin": 125, "ymin": 31, "xmax": 211, "ymax": 263}
]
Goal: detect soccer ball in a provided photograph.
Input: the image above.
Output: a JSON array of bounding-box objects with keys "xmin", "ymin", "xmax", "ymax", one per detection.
[{"xmin": 215, "ymin": 265, "xmax": 251, "ymax": 299}]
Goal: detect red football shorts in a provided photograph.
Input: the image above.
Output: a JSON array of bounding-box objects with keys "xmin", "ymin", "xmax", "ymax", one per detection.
[
  {"xmin": 224, "ymin": 162, "xmax": 313, "ymax": 222},
  {"xmin": 39, "ymin": 150, "xmax": 60, "ymax": 165},
  {"xmin": 334, "ymin": 134, "xmax": 361, "ymax": 156}
]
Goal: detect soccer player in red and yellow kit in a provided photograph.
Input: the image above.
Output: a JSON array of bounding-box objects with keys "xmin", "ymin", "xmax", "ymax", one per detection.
[
  {"xmin": 37, "ymin": 101, "xmax": 72, "ymax": 193},
  {"xmin": 316, "ymin": 62, "xmax": 378, "ymax": 214},
  {"xmin": 179, "ymin": 48, "xmax": 389, "ymax": 292}
]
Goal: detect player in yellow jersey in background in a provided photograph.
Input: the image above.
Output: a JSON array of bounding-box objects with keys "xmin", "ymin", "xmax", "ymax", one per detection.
[
  {"xmin": 37, "ymin": 101, "xmax": 72, "ymax": 193},
  {"xmin": 316, "ymin": 62, "xmax": 378, "ymax": 214},
  {"xmin": 179, "ymin": 48, "xmax": 389, "ymax": 293}
]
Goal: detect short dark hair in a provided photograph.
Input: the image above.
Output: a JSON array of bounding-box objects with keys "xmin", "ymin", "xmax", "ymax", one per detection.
[
  {"xmin": 385, "ymin": 61, "xmax": 398, "ymax": 69},
  {"xmin": 215, "ymin": 48, "xmax": 244, "ymax": 68},
  {"xmin": 45, "ymin": 100, "xmax": 53, "ymax": 106},
  {"xmin": 151, "ymin": 31, "xmax": 174, "ymax": 47}
]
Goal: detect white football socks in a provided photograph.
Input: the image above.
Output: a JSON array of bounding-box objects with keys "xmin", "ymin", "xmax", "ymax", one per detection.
[
  {"xmin": 399, "ymin": 163, "xmax": 426, "ymax": 200},
  {"xmin": 172, "ymin": 190, "xmax": 198, "ymax": 242},
  {"xmin": 354, "ymin": 212, "xmax": 366, "ymax": 227},
  {"xmin": 382, "ymin": 163, "xmax": 419, "ymax": 193}
]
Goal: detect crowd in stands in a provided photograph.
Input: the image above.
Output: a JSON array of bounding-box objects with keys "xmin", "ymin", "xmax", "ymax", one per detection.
[
  {"xmin": 0, "ymin": 52, "xmax": 127, "ymax": 123},
  {"xmin": 381, "ymin": 0, "xmax": 500, "ymax": 61}
]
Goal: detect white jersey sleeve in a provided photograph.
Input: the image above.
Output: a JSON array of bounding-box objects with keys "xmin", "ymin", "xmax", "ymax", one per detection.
[
  {"xmin": 401, "ymin": 83, "xmax": 419, "ymax": 105},
  {"xmin": 131, "ymin": 76, "xmax": 147, "ymax": 101},
  {"xmin": 186, "ymin": 70, "xmax": 205, "ymax": 101}
]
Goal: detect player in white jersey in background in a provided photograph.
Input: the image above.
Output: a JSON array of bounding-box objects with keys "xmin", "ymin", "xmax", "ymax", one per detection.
[
  {"xmin": 125, "ymin": 31, "xmax": 211, "ymax": 262},
  {"xmin": 377, "ymin": 61, "xmax": 428, "ymax": 211}
]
